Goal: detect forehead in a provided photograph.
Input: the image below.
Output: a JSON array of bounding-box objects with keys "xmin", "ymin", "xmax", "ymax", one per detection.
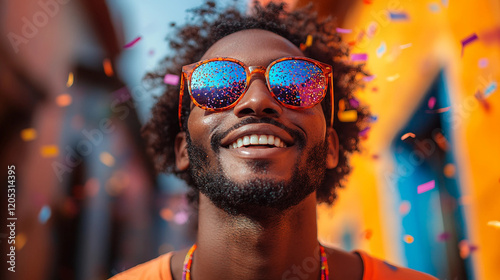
[{"xmin": 200, "ymin": 29, "xmax": 304, "ymax": 65}]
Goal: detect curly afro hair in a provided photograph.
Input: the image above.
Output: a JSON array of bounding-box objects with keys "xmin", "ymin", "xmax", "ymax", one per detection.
[{"xmin": 142, "ymin": 0, "xmax": 370, "ymax": 205}]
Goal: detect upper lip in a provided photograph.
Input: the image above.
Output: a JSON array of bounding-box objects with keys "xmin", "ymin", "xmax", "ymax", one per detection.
[{"xmin": 220, "ymin": 123, "xmax": 295, "ymax": 148}]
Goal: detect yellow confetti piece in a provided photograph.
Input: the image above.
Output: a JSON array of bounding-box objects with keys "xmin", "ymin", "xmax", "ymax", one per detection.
[
  {"xmin": 20, "ymin": 128, "xmax": 37, "ymax": 141},
  {"xmin": 103, "ymin": 58, "xmax": 114, "ymax": 77},
  {"xmin": 100, "ymin": 152, "xmax": 115, "ymax": 167},
  {"xmin": 16, "ymin": 233, "xmax": 27, "ymax": 251},
  {"xmin": 487, "ymin": 220, "xmax": 500, "ymax": 228},
  {"xmin": 66, "ymin": 72, "xmax": 74, "ymax": 87},
  {"xmin": 305, "ymin": 35, "xmax": 313, "ymax": 47},
  {"xmin": 387, "ymin": 73, "xmax": 400, "ymax": 82},
  {"xmin": 56, "ymin": 94, "xmax": 72, "ymax": 107},
  {"xmin": 404, "ymin": 234, "xmax": 414, "ymax": 244},
  {"xmin": 338, "ymin": 110, "xmax": 358, "ymax": 122},
  {"xmin": 401, "ymin": 132, "xmax": 416, "ymax": 140},
  {"xmin": 40, "ymin": 145, "xmax": 59, "ymax": 157}
]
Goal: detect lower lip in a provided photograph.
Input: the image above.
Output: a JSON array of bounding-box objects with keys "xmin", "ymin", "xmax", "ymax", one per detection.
[{"xmin": 222, "ymin": 146, "xmax": 292, "ymax": 159}]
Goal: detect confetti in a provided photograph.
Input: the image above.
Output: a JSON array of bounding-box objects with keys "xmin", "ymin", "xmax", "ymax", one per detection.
[
  {"xmin": 459, "ymin": 240, "xmax": 478, "ymax": 259},
  {"xmin": 400, "ymin": 43, "xmax": 412, "ymax": 49},
  {"xmin": 474, "ymin": 90, "xmax": 490, "ymax": 111},
  {"xmin": 437, "ymin": 232, "xmax": 451, "ymax": 241},
  {"xmin": 56, "ymin": 94, "xmax": 72, "ymax": 107},
  {"xmin": 417, "ymin": 180, "xmax": 435, "ymax": 194},
  {"xmin": 363, "ymin": 75, "xmax": 376, "ymax": 82},
  {"xmin": 401, "ymin": 132, "xmax": 416, "ymax": 140},
  {"xmin": 484, "ymin": 81, "xmax": 497, "ymax": 97},
  {"xmin": 428, "ymin": 96, "xmax": 436, "ymax": 109},
  {"xmin": 338, "ymin": 110, "xmax": 358, "ymax": 122},
  {"xmin": 164, "ymin": 74, "xmax": 180, "ymax": 86},
  {"xmin": 40, "ymin": 145, "xmax": 59, "ymax": 157},
  {"xmin": 363, "ymin": 0, "xmax": 372, "ymax": 4},
  {"xmin": 442, "ymin": 0, "xmax": 449, "ymax": 7},
  {"xmin": 433, "ymin": 131, "xmax": 449, "ymax": 151},
  {"xmin": 349, "ymin": 98, "xmax": 360, "ymax": 108},
  {"xmin": 478, "ymin": 58, "xmax": 488, "ymax": 68},
  {"xmin": 305, "ymin": 34, "xmax": 313, "ymax": 47},
  {"xmin": 123, "ymin": 36, "xmax": 142, "ymax": 48},
  {"xmin": 389, "ymin": 11, "xmax": 409, "ymax": 21},
  {"xmin": 386, "ymin": 74, "xmax": 400, "ymax": 82},
  {"xmin": 103, "ymin": 58, "xmax": 114, "ymax": 77},
  {"xmin": 458, "ymin": 195, "xmax": 473, "ymax": 206},
  {"xmin": 112, "ymin": 87, "xmax": 131, "ymax": 103},
  {"xmin": 360, "ymin": 229, "xmax": 373, "ymax": 240},
  {"xmin": 66, "ymin": 72, "xmax": 74, "ymax": 87},
  {"xmin": 366, "ymin": 22, "xmax": 378, "ymax": 38},
  {"xmin": 399, "ymin": 201, "xmax": 411, "ymax": 216},
  {"xmin": 428, "ymin": 3, "xmax": 440, "ymax": 12},
  {"xmin": 20, "ymin": 128, "xmax": 37, "ymax": 141},
  {"xmin": 16, "ymin": 233, "xmax": 27, "ymax": 250},
  {"xmin": 350, "ymin": 53, "xmax": 368, "ymax": 61},
  {"xmin": 444, "ymin": 163, "xmax": 456, "ymax": 178},
  {"xmin": 487, "ymin": 221, "xmax": 500, "ymax": 228},
  {"xmin": 100, "ymin": 152, "xmax": 115, "ymax": 167},
  {"xmin": 383, "ymin": 261, "xmax": 398, "ymax": 271},
  {"xmin": 376, "ymin": 42, "xmax": 386, "ymax": 57},
  {"xmin": 174, "ymin": 211, "xmax": 189, "ymax": 225},
  {"xmin": 85, "ymin": 178, "xmax": 100, "ymax": 197},
  {"xmin": 370, "ymin": 115, "xmax": 378, "ymax": 122},
  {"xmin": 404, "ymin": 234, "xmax": 414, "ymax": 244},
  {"xmin": 359, "ymin": 127, "xmax": 371, "ymax": 138},
  {"xmin": 460, "ymin": 33, "xmax": 478, "ymax": 57},
  {"xmin": 160, "ymin": 208, "xmax": 174, "ymax": 221},
  {"xmin": 335, "ymin": 28, "xmax": 352, "ymax": 34},
  {"xmin": 425, "ymin": 106, "xmax": 451, "ymax": 113},
  {"xmin": 38, "ymin": 205, "xmax": 51, "ymax": 224}
]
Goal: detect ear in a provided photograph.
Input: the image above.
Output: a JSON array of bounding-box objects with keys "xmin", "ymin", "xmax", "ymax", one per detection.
[
  {"xmin": 174, "ymin": 132, "xmax": 190, "ymax": 171},
  {"xmin": 326, "ymin": 127, "xmax": 339, "ymax": 169}
]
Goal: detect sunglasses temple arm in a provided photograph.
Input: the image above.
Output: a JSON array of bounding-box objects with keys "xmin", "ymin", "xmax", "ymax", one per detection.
[
  {"xmin": 178, "ymin": 73, "xmax": 185, "ymax": 130},
  {"xmin": 329, "ymin": 73, "xmax": 334, "ymax": 127}
]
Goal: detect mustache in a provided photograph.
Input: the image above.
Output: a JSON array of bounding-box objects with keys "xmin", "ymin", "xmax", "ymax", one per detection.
[{"xmin": 210, "ymin": 117, "xmax": 306, "ymax": 152}]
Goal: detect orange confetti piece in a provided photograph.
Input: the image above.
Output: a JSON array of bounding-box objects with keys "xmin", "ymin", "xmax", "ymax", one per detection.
[
  {"xmin": 399, "ymin": 200, "xmax": 411, "ymax": 216},
  {"xmin": 103, "ymin": 58, "xmax": 114, "ymax": 77},
  {"xmin": 443, "ymin": 163, "xmax": 456, "ymax": 178},
  {"xmin": 16, "ymin": 233, "xmax": 27, "ymax": 251},
  {"xmin": 160, "ymin": 208, "xmax": 174, "ymax": 221},
  {"xmin": 338, "ymin": 110, "xmax": 358, "ymax": 122},
  {"xmin": 99, "ymin": 152, "xmax": 115, "ymax": 167},
  {"xmin": 404, "ymin": 235, "xmax": 414, "ymax": 244},
  {"xmin": 401, "ymin": 132, "xmax": 416, "ymax": 140},
  {"xmin": 40, "ymin": 145, "xmax": 59, "ymax": 157},
  {"xmin": 305, "ymin": 35, "xmax": 313, "ymax": 47},
  {"xmin": 487, "ymin": 221, "xmax": 500, "ymax": 228},
  {"xmin": 20, "ymin": 128, "xmax": 37, "ymax": 141},
  {"xmin": 66, "ymin": 72, "xmax": 74, "ymax": 87},
  {"xmin": 56, "ymin": 94, "xmax": 72, "ymax": 107},
  {"xmin": 361, "ymin": 229, "xmax": 373, "ymax": 240}
]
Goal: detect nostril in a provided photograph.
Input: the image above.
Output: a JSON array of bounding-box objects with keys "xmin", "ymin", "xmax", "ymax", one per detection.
[
  {"xmin": 239, "ymin": 108, "xmax": 255, "ymax": 115},
  {"xmin": 263, "ymin": 108, "xmax": 278, "ymax": 115}
]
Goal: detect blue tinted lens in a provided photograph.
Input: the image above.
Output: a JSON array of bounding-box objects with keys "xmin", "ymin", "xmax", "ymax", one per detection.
[
  {"xmin": 190, "ymin": 60, "xmax": 246, "ymax": 109},
  {"xmin": 268, "ymin": 60, "xmax": 326, "ymax": 107}
]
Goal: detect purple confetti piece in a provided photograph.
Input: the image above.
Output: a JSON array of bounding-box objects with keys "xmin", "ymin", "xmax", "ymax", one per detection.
[
  {"xmin": 461, "ymin": 33, "xmax": 478, "ymax": 57},
  {"xmin": 336, "ymin": 27, "xmax": 352, "ymax": 34},
  {"xmin": 111, "ymin": 87, "xmax": 131, "ymax": 103},
  {"xmin": 478, "ymin": 58, "xmax": 489, "ymax": 68},
  {"xmin": 123, "ymin": 36, "xmax": 142, "ymax": 48},
  {"xmin": 389, "ymin": 11, "xmax": 409, "ymax": 21},
  {"xmin": 363, "ymin": 75, "xmax": 376, "ymax": 82},
  {"xmin": 174, "ymin": 211, "xmax": 189, "ymax": 225},
  {"xmin": 417, "ymin": 180, "xmax": 435, "ymax": 194},
  {"xmin": 383, "ymin": 261, "xmax": 398, "ymax": 271},
  {"xmin": 350, "ymin": 53, "xmax": 368, "ymax": 61},
  {"xmin": 164, "ymin": 74, "xmax": 180, "ymax": 86},
  {"xmin": 438, "ymin": 232, "xmax": 451, "ymax": 241},
  {"xmin": 349, "ymin": 98, "xmax": 360, "ymax": 108},
  {"xmin": 359, "ymin": 127, "xmax": 371, "ymax": 137},
  {"xmin": 428, "ymin": 96, "xmax": 436, "ymax": 109}
]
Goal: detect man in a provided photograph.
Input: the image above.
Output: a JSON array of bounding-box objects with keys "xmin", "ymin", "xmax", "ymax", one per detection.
[{"xmin": 111, "ymin": 1, "xmax": 437, "ymax": 279}]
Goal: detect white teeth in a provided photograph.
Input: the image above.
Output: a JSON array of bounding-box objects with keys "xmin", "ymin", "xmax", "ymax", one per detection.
[
  {"xmin": 250, "ymin": 134, "xmax": 259, "ymax": 144},
  {"xmin": 227, "ymin": 134, "xmax": 287, "ymax": 149}
]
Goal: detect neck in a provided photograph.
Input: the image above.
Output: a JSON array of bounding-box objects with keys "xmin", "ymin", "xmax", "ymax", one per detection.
[{"xmin": 192, "ymin": 192, "xmax": 321, "ymax": 280}]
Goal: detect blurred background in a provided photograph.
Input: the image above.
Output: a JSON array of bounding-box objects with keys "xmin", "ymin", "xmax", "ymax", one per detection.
[{"xmin": 0, "ymin": 0, "xmax": 499, "ymax": 279}]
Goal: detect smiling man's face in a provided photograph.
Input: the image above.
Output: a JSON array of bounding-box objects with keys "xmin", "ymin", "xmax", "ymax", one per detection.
[{"xmin": 175, "ymin": 29, "xmax": 338, "ymax": 215}]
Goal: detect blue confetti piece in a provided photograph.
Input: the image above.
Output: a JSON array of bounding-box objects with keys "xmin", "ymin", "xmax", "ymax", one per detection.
[
  {"xmin": 39, "ymin": 206, "xmax": 51, "ymax": 224},
  {"xmin": 370, "ymin": 115, "xmax": 378, "ymax": 122},
  {"xmin": 388, "ymin": 11, "xmax": 409, "ymax": 21},
  {"xmin": 429, "ymin": 3, "xmax": 440, "ymax": 12},
  {"xmin": 377, "ymin": 42, "xmax": 386, "ymax": 57},
  {"xmin": 383, "ymin": 261, "xmax": 398, "ymax": 271},
  {"xmin": 442, "ymin": 0, "xmax": 449, "ymax": 7},
  {"xmin": 485, "ymin": 82, "xmax": 497, "ymax": 97}
]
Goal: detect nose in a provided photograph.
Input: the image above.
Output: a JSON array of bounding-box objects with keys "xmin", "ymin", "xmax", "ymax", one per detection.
[{"xmin": 233, "ymin": 71, "xmax": 283, "ymax": 119}]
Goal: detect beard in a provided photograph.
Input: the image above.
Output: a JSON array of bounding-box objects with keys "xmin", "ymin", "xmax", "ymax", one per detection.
[{"xmin": 186, "ymin": 119, "xmax": 328, "ymax": 216}]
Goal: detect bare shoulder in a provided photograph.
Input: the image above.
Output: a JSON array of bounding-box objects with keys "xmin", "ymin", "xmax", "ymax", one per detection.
[{"xmin": 323, "ymin": 246, "xmax": 364, "ymax": 280}]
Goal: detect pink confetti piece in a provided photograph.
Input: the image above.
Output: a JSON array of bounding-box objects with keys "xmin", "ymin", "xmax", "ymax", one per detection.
[
  {"xmin": 437, "ymin": 232, "xmax": 451, "ymax": 241},
  {"xmin": 123, "ymin": 36, "xmax": 142, "ymax": 48},
  {"xmin": 401, "ymin": 132, "xmax": 416, "ymax": 140},
  {"xmin": 336, "ymin": 28, "xmax": 352, "ymax": 34},
  {"xmin": 363, "ymin": 75, "xmax": 376, "ymax": 82},
  {"xmin": 425, "ymin": 107, "xmax": 451, "ymax": 114},
  {"xmin": 428, "ymin": 96, "xmax": 436, "ymax": 109},
  {"xmin": 350, "ymin": 53, "xmax": 368, "ymax": 61},
  {"xmin": 417, "ymin": 180, "xmax": 435, "ymax": 194},
  {"xmin": 349, "ymin": 98, "xmax": 360, "ymax": 108},
  {"xmin": 460, "ymin": 33, "xmax": 478, "ymax": 57},
  {"xmin": 164, "ymin": 74, "xmax": 180, "ymax": 86},
  {"xmin": 478, "ymin": 58, "xmax": 489, "ymax": 68}
]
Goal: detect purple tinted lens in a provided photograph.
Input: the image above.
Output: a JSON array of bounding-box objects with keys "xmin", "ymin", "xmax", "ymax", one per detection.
[
  {"xmin": 268, "ymin": 59, "xmax": 326, "ymax": 107},
  {"xmin": 190, "ymin": 60, "xmax": 246, "ymax": 109}
]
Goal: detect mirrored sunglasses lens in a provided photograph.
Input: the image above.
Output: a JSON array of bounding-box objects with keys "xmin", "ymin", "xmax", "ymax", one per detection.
[
  {"xmin": 190, "ymin": 60, "xmax": 246, "ymax": 109},
  {"xmin": 268, "ymin": 60, "xmax": 326, "ymax": 107}
]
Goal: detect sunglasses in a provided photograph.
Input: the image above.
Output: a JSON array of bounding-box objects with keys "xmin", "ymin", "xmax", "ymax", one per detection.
[{"xmin": 178, "ymin": 56, "xmax": 334, "ymax": 129}]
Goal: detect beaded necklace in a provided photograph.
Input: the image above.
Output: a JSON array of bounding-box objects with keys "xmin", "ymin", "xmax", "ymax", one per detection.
[{"xmin": 182, "ymin": 243, "xmax": 329, "ymax": 280}]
